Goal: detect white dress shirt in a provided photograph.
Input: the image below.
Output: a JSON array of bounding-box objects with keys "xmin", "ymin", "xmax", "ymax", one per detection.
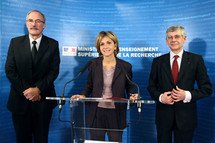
[
  {"xmin": 29, "ymin": 35, "xmax": 42, "ymax": 51},
  {"xmin": 159, "ymin": 49, "xmax": 192, "ymax": 103}
]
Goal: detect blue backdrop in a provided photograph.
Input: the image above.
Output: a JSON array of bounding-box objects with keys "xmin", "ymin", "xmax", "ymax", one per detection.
[{"xmin": 1, "ymin": 0, "xmax": 215, "ymax": 143}]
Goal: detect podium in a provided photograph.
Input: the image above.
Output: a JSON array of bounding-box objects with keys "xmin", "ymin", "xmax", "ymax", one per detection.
[{"xmin": 46, "ymin": 97, "xmax": 155, "ymax": 143}]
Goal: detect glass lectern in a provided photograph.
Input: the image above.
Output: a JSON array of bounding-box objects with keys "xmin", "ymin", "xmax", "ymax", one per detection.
[{"xmin": 46, "ymin": 97, "xmax": 155, "ymax": 143}]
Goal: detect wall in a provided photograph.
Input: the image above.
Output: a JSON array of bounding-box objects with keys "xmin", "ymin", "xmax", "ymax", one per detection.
[{"xmin": 0, "ymin": 0, "xmax": 215, "ymax": 142}]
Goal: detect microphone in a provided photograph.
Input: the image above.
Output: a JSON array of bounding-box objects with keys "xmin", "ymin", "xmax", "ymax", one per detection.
[
  {"xmin": 59, "ymin": 60, "xmax": 92, "ymax": 113},
  {"xmin": 118, "ymin": 63, "xmax": 141, "ymax": 114},
  {"xmin": 79, "ymin": 60, "xmax": 92, "ymax": 74}
]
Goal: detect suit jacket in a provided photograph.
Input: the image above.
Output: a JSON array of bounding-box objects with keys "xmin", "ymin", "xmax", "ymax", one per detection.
[
  {"xmin": 5, "ymin": 34, "xmax": 60, "ymax": 114},
  {"xmin": 81, "ymin": 57, "xmax": 136, "ymax": 129},
  {"xmin": 147, "ymin": 51, "xmax": 212, "ymax": 130}
]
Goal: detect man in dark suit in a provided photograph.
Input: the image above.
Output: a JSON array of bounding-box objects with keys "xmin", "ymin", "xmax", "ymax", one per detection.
[
  {"xmin": 147, "ymin": 25, "xmax": 212, "ymax": 143},
  {"xmin": 5, "ymin": 10, "xmax": 60, "ymax": 143}
]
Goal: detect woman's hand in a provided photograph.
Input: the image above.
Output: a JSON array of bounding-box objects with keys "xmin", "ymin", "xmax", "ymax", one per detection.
[
  {"xmin": 71, "ymin": 95, "xmax": 86, "ymax": 98},
  {"xmin": 129, "ymin": 93, "xmax": 139, "ymax": 100}
]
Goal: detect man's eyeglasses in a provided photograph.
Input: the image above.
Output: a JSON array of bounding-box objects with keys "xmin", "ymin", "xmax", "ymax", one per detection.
[
  {"xmin": 167, "ymin": 35, "xmax": 183, "ymax": 40},
  {"xmin": 26, "ymin": 19, "xmax": 44, "ymax": 24}
]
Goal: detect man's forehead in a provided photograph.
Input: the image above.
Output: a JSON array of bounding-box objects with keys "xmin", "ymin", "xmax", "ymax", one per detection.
[
  {"xmin": 27, "ymin": 12, "xmax": 42, "ymax": 18},
  {"xmin": 167, "ymin": 30, "xmax": 182, "ymax": 35}
]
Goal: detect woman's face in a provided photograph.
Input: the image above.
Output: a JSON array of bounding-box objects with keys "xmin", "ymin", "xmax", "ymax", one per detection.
[{"xmin": 99, "ymin": 36, "xmax": 116, "ymax": 58}]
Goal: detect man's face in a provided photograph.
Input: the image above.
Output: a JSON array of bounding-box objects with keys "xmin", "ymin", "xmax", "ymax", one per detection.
[
  {"xmin": 26, "ymin": 11, "xmax": 46, "ymax": 39},
  {"xmin": 166, "ymin": 30, "xmax": 186, "ymax": 53}
]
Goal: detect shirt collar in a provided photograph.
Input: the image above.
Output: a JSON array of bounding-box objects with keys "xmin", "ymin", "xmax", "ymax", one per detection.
[
  {"xmin": 29, "ymin": 35, "xmax": 42, "ymax": 46},
  {"xmin": 170, "ymin": 49, "xmax": 184, "ymax": 59}
]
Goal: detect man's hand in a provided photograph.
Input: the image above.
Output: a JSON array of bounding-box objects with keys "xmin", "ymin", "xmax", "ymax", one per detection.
[
  {"xmin": 171, "ymin": 86, "xmax": 186, "ymax": 102},
  {"xmin": 23, "ymin": 87, "xmax": 41, "ymax": 102},
  {"xmin": 161, "ymin": 91, "xmax": 174, "ymax": 105}
]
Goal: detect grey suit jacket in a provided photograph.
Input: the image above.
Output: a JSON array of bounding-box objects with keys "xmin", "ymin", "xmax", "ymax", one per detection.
[
  {"xmin": 147, "ymin": 51, "xmax": 212, "ymax": 130},
  {"xmin": 5, "ymin": 34, "xmax": 60, "ymax": 114}
]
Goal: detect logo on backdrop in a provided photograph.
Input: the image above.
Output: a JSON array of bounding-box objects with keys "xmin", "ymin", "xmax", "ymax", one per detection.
[
  {"xmin": 62, "ymin": 47, "xmax": 77, "ymax": 56},
  {"xmin": 62, "ymin": 46, "xmax": 162, "ymax": 58}
]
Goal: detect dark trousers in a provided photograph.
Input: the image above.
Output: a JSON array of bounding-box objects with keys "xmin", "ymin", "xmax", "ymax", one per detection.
[
  {"xmin": 157, "ymin": 115, "xmax": 194, "ymax": 143},
  {"xmin": 12, "ymin": 102, "xmax": 53, "ymax": 143},
  {"xmin": 90, "ymin": 107, "xmax": 123, "ymax": 142}
]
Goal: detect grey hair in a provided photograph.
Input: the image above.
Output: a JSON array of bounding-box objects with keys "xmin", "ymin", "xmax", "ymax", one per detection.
[
  {"xmin": 166, "ymin": 25, "xmax": 186, "ymax": 39},
  {"xmin": 26, "ymin": 10, "xmax": 46, "ymax": 23}
]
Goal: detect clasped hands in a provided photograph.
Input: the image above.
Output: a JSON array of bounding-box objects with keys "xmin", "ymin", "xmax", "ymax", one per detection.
[
  {"xmin": 23, "ymin": 87, "xmax": 41, "ymax": 102},
  {"xmin": 161, "ymin": 86, "xmax": 186, "ymax": 105}
]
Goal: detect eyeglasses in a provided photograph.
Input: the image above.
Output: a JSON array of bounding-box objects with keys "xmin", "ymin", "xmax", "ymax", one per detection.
[
  {"xmin": 167, "ymin": 35, "xmax": 183, "ymax": 40},
  {"xmin": 26, "ymin": 19, "xmax": 44, "ymax": 24}
]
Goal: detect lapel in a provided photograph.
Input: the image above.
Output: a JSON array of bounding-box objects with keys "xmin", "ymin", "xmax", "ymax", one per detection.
[
  {"xmin": 112, "ymin": 58, "xmax": 121, "ymax": 85},
  {"xmin": 23, "ymin": 35, "xmax": 33, "ymax": 65},
  {"xmin": 96, "ymin": 57, "xmax": 121, "ymax": 88},
  {"xmin": 177, "ymin": 51, "xmax": 190, "ymax": 85},
  {"xmin": 34, "ymin": 35, "xmax": 49, "ymax": 63},
  {"xmin": 162, "ymin": 53, "xmax": 174, "ymax": 84},
  {"xmin": 95, "ymin": 58, "xmax": 104, "ymax": 88}
]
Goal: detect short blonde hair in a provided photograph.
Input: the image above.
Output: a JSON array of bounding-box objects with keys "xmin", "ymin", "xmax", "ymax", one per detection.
[{"xmin": 95, "ymin": 31, "xmax": 119, "ymax": 57}]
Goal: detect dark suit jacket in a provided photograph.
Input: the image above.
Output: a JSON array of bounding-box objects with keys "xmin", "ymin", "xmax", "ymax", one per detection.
[
  {"xmin": 147, "ymin": 51, "xmax": 212, "ymax": 130},
  {"xmin": 81, "ymin": 57, "xmax": 135, "ymax": 129},
  {"xmin": 5, "ymin": 34, "xmax": 60, "ymax": 115}
]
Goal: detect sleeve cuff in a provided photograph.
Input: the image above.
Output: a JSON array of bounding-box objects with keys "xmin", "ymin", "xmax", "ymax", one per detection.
[
  {"xmin": 183, "ymin": 91, "xmax": 192, "ymax": 103},
  {"xmin": 159, "ymin": 94, "xmax": 165, "ymax": 104}
]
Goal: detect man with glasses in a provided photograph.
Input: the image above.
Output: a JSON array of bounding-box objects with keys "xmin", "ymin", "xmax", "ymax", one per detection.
[
  {"xmin": 147, "ymin": 25, "xmax": 212, "ymax": 143},
  {"xmin": 5, "ymin": 10, "xmax": 60, "ymax": 143}
]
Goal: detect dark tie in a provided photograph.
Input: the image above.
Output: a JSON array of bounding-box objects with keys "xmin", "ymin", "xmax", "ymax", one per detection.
[
  {"xmin": 172, "ymin": 55, "xmax": 179, "ymax": 85},
  {"xmin": 32, "ymin": 41, "xmax": 37, "ymax": 62}
]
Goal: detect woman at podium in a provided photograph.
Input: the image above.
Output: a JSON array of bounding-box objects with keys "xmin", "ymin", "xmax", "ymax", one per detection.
[{"xmin": 72, "ymin": 31, "xmax": 138, "ymax": 142}]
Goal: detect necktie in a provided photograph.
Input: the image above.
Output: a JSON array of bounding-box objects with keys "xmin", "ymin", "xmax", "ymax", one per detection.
[
  {"xmin": 32, "ymin": 41, "xmax": 37, "ymax": 62},
  {"xmin": 172, "ymin": 55, "xmax": 179, "ymax": 85}
]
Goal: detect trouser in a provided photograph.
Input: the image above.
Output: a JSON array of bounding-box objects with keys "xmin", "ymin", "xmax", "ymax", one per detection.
[
  {"xmin": 12, "ymin": 102, "xmax": 53, "ymax": 143},
  {"xmin": 90, "ymin": 107, "xmax": 123, "ymax": 142},
  {"xmin": 157, "ymin": 114, "xmax": 194, "ymax": 143}
]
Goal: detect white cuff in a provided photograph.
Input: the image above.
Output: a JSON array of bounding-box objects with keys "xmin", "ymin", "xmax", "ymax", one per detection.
[
  {"xmin": 183, "ymin": 91, "xmax": 192, "ymax": 103},
  {"xmin": 159, "ymin": 94, "xmax": 166, "ymax": 104}
]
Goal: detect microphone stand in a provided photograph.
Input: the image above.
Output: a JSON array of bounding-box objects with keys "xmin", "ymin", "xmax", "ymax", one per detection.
[
  {"xmin": 118, "ymin": 63, "xmax": 142, "ymax": 125},
  {"xmin": 58, "ymin": 61, "xmax": 92, "ymax": 143},
  {"xmin": 59, "ymin": 60, "xmax": 92, "ymax": 113},
  {"xmin": 58, "ymin": 74, "xmax": 81, "ymax": 143},
  {"xmin": 59, "ymin": 72, "xmax": 82, "ymax": 113}
]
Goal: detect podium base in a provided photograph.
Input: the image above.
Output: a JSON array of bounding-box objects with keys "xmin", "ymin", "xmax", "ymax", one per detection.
[{"xmin": 84, "ymin": 140, "xmax": 119, "ymax": 143}]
